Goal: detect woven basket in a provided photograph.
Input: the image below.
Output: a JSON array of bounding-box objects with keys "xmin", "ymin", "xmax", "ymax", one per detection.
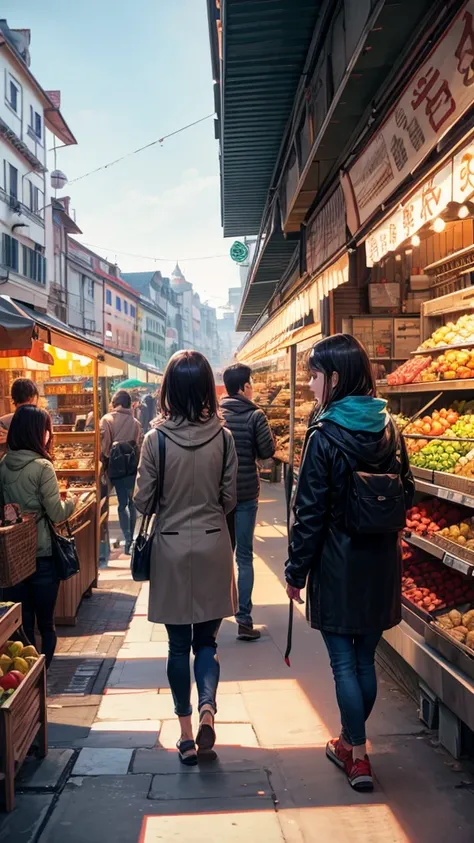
[{"xmin": 0, "ymin": 514, "xmax": 37, "ymax": 587}]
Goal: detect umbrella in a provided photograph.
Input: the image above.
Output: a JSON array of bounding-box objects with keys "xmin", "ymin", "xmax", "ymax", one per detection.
[{"xmin": 111, "ymin": 378, "xmax": 152, "ymax": 392}]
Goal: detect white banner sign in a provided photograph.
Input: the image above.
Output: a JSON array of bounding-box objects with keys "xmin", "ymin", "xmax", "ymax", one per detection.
[{"xmin": 346, "ymin": 1, "xmax": 474, "ymax": 229}]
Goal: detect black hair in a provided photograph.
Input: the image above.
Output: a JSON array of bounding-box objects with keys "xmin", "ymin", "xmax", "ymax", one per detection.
[
  {"xmin": 308, "ymin": 333, "xmax": 376, "ymax": 410},
  {"xmin": 160, "ymin": 350, "xmax": 218, "ymax": 423},
  {"xmin": 112, "ymin": 389, "xmax": 132, "ymax": 409},
  {"xmin": 7, "ymin": 405, "xmax": 53, "ymax": 461},
  {"xmin": 223, "ymin": 363, "xmax": 252, "ymax": 397},
  {"xmin": 11, "ymin": 377, "xmax": 39, "ymax": 406}
]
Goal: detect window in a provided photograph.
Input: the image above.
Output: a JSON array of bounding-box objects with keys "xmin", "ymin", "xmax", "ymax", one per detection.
[
  {"xmin": 116, "ymin": 296, "xmax": 121, "ymax": 311},
  {"xmin": 124, "ymin": 300, "xmax": 128, "ymax": 315},
  {"xmin": 130, "ymin": 305, "xmax": 136, "ymax": 319},
  {"xmin": 22, "ymin": 244, "xmax": 46, "ymax": 284},
  {"xmin": 124, "ymin": 333, "xmax": 129, "ymax": 346},
  {"xmin": 2, "ymin": 234, "xmax": 19, "ymax": 271},
  {"xmin": 105, "ymin": 322, "xmax": 112, "ymax": 338},
  {"xmin": 27, "ymin": 181, "xmax": 42, "ymax": 214},
  {"xmin": 28, "ymin": 106, "xmax": 42, "ymax": 141},
  {"xmin": 8, "ymin": 80, "xmax": 19, "ymax": 112},
  {"xmin": 8, "ymin": 164, "xmax": 18, "ymax": 200},
  {"xmin": 87, "ymin": 279, "xmax": 94, "ymax": 300},
  {"xmin": 105, "ymin": 289, "xmax": 112, "ymax": 306}
]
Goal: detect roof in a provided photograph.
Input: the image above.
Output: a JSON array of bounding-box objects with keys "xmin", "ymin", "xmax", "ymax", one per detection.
[
  {"xmin": 171, "ymin": 262, "xmax": 185, "ymax": 280},
  {"xmin": 209, "ymin": 0, "xmax": 322, "ymax": 237}
]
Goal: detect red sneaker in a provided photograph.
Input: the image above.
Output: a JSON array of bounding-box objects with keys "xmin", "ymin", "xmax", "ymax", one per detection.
[
  {"xmin": 347, "ymin": 755, "xmax": 374, "ymax": 792},
  {"xmin": 326, "ymin": 738, "xmax": 352, "ymax": 773}
]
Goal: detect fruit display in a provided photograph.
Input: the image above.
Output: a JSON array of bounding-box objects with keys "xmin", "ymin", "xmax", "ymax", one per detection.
[
  {"xmin": 436, "ymin": 609, "xmax": 474, "ymax": 650},
  {"xmin": 410, "ymin": 436, "xmax": 472, "ymax": 472},
  {"xmin": 418, "ymin": 314, "xmax": 474, "ymax": 350},
  {"xmin": 391, "ymin": 413, "xmax": 410, "ymax": 431},
  {"xmin": 386, "ymin": 356, "xmax": 431, "ymax": 385},
  {"xmin": 404, "ymin": 408, "xmax": 458, "ymax": 437},
  {"xmin": 402, "ymin": 543, "xmax": 474, "ymax": 613},
  {"xmin": 0, "ymin": 639, "xmax": 40, "ymax": 706},
  {"xmin": 437, "ymin": 518, "xmax": 474, "ymax": 549},
  {"xmin": 405, "ymin": 500, "xmax": 466, "ymax": 537},
  {"xmin": 454, "ymin": 448, "xmax": 474, "ymax": 477}
]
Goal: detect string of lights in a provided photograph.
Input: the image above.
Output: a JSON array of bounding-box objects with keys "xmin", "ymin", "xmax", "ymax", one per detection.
[
  {"xmin": 80, "ymin": 242, "xmax": 229, "ymax": 263},
  {"xmin": 67, "ymin": 113, "xmax": 215, "ymax": 184}
]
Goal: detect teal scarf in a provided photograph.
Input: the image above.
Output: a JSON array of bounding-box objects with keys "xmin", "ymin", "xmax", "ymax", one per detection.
[{"xmin": 318, "ymin": 395, "xmax": 389, "ymax": 432}]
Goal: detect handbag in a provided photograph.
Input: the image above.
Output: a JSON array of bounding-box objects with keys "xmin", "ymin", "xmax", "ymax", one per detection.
[
  {"xmin": 131, "ymin": 429, "xmax": 165, "ymax": 582},
  {"xmin": 47, "ymin": 517, "xmax": 80, "ymax": 581}
]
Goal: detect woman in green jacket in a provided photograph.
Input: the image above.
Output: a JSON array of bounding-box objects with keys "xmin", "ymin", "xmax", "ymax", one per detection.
[{"xmin": 0, "ymin": 406, "xmax": 76, "ymax": 667}]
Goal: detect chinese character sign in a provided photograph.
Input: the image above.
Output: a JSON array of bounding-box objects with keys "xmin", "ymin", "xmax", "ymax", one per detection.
[{"xmin": 347, "ymin": 1, "xmax": 474, "ymax": 230}]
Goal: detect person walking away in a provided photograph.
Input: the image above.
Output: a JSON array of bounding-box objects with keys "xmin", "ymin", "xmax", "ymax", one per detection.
[
  {"xmin": 138, "ymin": 393, "xmax": 156, "ymax": 434},
  {"xmin": 0, "ymin": 377, "xmax": 39, "ymax": 453},
  {"xmin": 100, "ymin": 389, "xmax": 143, "ymax": 554},
  {"xmin": 221, "ymin": 364, "xmax": 275, "ymax": 641},
  {"xmin": 285, "ymin": 334, "xmax": 414, "ymax": 792},
  {"xmin": 134, "ymin": 350, "xmax": 237, "ymax": 766},
  {"xmin": 0, "ymin": 406, "xmax": 77, "ymax": 667}
]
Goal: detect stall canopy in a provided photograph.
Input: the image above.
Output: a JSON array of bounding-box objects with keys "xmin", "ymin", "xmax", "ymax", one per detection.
[{"xmin": 0, "ymin": 297, "xmax": 35, "ymax": 354}]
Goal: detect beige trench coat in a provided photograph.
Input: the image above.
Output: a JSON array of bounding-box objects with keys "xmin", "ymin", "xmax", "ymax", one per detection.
[{"xmin": 134, "ymin": 416, "xmax": 238, "ymax": 625}]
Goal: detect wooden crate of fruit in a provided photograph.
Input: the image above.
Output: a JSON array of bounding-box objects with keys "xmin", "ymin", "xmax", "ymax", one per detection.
[
  {"xmin": 0, "ymin": 603, "xmax": 47, "ymax": 812},
  {"xmin": 429, "ymin": 531, "xmax": 474, "ymax": 566},
  {"xmin": 426, "ymin": 606, "xmax": 474, "ymax": 681},
  {"xmin": 433, "ymin": 471, "xmax": 474, "ymax": 496}
]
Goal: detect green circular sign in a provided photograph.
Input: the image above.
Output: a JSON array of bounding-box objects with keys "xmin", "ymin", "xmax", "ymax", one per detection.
[{"xmin": 230, "ymin": 241, "xmax": 249, "ymax": 263}]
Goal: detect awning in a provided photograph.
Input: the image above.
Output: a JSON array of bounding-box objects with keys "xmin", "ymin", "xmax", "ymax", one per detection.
[
  {"xmin": 11, "ymin": 300, "xmax": 104, "ymax": 360},
  {"xmin": 0, "ymin": 297, "xmax": 35, "ymax": 353}
]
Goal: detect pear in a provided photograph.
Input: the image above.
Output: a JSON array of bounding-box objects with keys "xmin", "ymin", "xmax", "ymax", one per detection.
[
  {"xmin": 7, "ymin": 641, "xmax": 23, "ymax": 659},
  {"xmin": 21, "ymin": 645, "xmax": 39, "ymax": 659},
  {"xmin": 12, "ymin": 657, "xmax": 29, "ymax": 675}
]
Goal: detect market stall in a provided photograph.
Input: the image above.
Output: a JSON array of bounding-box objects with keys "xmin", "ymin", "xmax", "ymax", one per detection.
[{"xmin": 0, "ymin": 297, "xmax": 119, "ymax": 624}]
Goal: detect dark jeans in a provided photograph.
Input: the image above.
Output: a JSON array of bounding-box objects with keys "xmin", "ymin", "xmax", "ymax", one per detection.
[
  {"xmin": 113, "ymin": 474, "xmax": 137, "ymax": 545},
  {"xmin": 165, "ymin": 620, "xmax": 222, "ymax": 717},
  {"xmin": 228, "ymin": 499, "xmax": 258, "ymax": 626},
  {"xmin": 1, "ymin": 557, "xmax": 60, "ymax": 668},
  {"xmin": 321, "ymin": 630, "xmax": 382, "ymax": 747}
]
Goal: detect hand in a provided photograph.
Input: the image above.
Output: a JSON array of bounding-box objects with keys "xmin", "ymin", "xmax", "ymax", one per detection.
[{"xmin": 286, "ymin": 584, "xmax": 304, "ymax": 604}]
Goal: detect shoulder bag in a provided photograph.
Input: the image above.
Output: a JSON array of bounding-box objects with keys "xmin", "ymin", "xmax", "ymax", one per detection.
[
  {"xmin": 47, "ymin": 517, "xmax": 80, "ymax": 581},
  {"xmin": 131, "ymin": 429, "xmax": 166, "ymax": 582}
]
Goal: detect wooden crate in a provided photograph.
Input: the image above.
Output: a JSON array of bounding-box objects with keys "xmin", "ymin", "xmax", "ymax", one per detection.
[
  {"xmin": 429, "ymin": 532, "xmax": 474, "ymax": 567},
  {"xmin": 0, "ymin": 604, "xmax": 47, "ymax": 812},
  {"xmin": 433, "ymin": 471, "xmax": 474, "ymax": 496}
]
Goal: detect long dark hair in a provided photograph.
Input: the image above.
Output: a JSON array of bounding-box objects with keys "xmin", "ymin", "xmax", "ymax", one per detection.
[
  {"xmin": 160, "ymin": 350, "xmax": 218, "ymax": 423},
  {"xmin": 7, "ymin": 405, "xmax": 53, "ymax": 461},
  {"xmin": 308, "ymin": 334, "xmax": 376, "ymax": 413}
]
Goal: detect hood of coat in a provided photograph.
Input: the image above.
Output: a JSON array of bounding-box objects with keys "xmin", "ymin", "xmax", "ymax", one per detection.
[
  {"xmin": 158, "ymin": 415, "xmax": 225, "ymax": 449},
  {"xmin": 2, "ymin": 449, "xmax": 44, "ymax": 471},
  {"xmin": 220, "ymin": 394, "xmax": 257, "ymax": 415},
  {"xmin": 315, "ymin": 418, "xmax": 398, "ymax": 470}
]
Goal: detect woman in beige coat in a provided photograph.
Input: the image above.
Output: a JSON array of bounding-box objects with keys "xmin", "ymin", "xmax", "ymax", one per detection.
[{"xmin": 134, "ymin": 351, "xmax": 237, "ymax": 766}]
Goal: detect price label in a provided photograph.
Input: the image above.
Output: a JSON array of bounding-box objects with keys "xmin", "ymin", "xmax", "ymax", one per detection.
[
  {"xmin": 437, "ymin": 487, "xmax": 464, "ymax": 505},
  {"xmin": 442, "ymin": 552, "xmax": 473, "ymax": 577}
]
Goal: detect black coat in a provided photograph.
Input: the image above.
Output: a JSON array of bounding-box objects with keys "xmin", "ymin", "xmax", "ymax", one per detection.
[
  {"xmin": 285, "ymin": 420, "xmax": 414, "ymax": 635},
  {"xmin": 220, "ymin": 394, "xmax": 275, "ymax": 502}
]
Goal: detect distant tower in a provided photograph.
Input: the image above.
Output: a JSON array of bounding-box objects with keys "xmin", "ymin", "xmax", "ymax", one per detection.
[{"xmin": 171, "ymin": 262, "xmax": 186, "ymax": 282}]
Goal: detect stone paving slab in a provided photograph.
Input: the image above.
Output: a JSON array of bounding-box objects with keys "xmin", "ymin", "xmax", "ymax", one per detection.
[
  {"xmin": 0, "ymin": 794, "xmax": 53, "ymax": 843},
  {"xmin": 241, "ymin": 689, "xmax": 330, "ymax": 748},
  {"xmin": 106, "ymin": 658, "xmax": 168, "ymax": 690},
  {"xmin": 158, "ymin": 719, "xmax": 259, "ymax": 750},
  {"xmin": 76, "ymin": 719, "xmax": 161, "ymax": 749},
  {"xmin": 148, "ymin": 770, "xmax": 271, "ymax": 801},
  {"xmin": 125, "ymin": 616, "xmax": 155, "ymax": 643},
  {"xmin": 73, "ymin": 748, "xmax": 133, "ymax": 775},
  {"xmin": 97, "ymin": 690, "xmax": 174, "ymax": 721},
  {"xmin": 16, "ymin": 749, "xmax": 75, "ymax": 792},
  {"xmin": 139, "ymin": 810, "xmax": 285, "ymax": 843},
  {"xmin": 132, "ymin": 746, "xmax": 275, "ymax": 775},
  {"xmin": 116, "ymin": 641, "xmax": 169, "ymax": 659}
]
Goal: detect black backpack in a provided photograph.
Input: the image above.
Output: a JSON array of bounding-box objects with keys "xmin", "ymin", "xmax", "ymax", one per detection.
[
  {"xmin": 108, "ymin": 440, "xmax": 139, "ymax": 481},
  {"xmin": 321, "ymin": 423, "xmax": 406, "ymax": 535}
]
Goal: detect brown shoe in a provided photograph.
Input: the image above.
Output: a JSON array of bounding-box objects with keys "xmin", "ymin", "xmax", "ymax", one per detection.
[{"xmin": 237, "ymin": 624, "xmax": 261, "ymax": 641}]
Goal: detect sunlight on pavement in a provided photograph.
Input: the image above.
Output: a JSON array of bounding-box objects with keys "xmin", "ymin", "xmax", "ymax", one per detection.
[
  {"xmin": 140, "ymin": 811, "xmax": 285, "ymax": 843},
  {"xmin": 291, "ymin": 804, "xmax": 410, "ymax": 842}
]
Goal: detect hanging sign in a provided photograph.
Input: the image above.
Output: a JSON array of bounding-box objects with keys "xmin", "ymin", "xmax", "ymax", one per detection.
[
  {"xmin": 345, "ymin": 1, "xmax": 474, "ymax": 231},
  {"xmin": 306, "ymin": 186, "xmax": 346, "ymax": 277},
  {"xmin": 229, "ymin": 241, "xmax": 249, "ymax": 263}
]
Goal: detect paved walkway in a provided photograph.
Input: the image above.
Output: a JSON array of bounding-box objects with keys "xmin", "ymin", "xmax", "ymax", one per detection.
[{"xmin": 2, "ymin": 486, "xmax": 474, "ymax": 842}]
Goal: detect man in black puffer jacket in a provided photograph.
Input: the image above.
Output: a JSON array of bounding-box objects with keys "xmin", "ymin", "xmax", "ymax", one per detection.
[{"xmin": 221, "ymin": 364, "xmax": 275, "ymax": 640}]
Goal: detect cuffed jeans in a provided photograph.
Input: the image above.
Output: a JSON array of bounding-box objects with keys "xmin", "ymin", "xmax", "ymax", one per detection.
[
  {"xmin": 113, "ymin": 474, "xmax": 137, "ymax": 545},
  {"xmin": 165, "ymin": 620, "xmax": 222, "ymax": 717},
  {"xmin": 232, "ymin": 499, "xmax": 258, "ymax": 626},
  {"xmin": 321, "ymin": 630, "xmax": 382, "ymax": 747},
  {"xmin": 1, "ymin": 557, "xmax": 59, "ymax": 668}
]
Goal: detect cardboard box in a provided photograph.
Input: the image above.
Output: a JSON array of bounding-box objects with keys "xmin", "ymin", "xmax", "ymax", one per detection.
[{"xmin": 393, "ymin": 318, "xmax": 420, "ymax": 358}]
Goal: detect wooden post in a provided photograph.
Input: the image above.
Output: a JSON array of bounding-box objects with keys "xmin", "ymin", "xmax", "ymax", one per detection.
[{"xmin": 93, "ymin": 358, "xmax": 100, "ymax": 584}]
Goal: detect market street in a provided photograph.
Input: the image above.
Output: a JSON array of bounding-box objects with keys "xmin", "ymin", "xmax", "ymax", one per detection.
[{"xmin": 2, "ymin": 486, "xmax": 474, "ymax": 843}]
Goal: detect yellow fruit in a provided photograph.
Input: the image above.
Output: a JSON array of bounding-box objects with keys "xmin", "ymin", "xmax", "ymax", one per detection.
[
  {"xmin": 459, "ymin": 523, "xmax": 470, "ymax": 537},
  {"xmin": 21, "ymin": 645, "xmax": 39, "ymax": 659},
  {"xmin": 12, "ymin": 657, "xmax": 29, "ymax": 675},
  {"xmin": 24, "ymin": 656, "xmax": 38, "ymax": 670},
  {"xmin": 457, "ymin": 535, "xmax": 467, "ymax": 546},
  {"xmin": 0, "ymin": 654, "xmax": 12, "ymax": 672},
  {"xmin": 7, "ymin": 642, "xmax": 23, "ymax": 659}
]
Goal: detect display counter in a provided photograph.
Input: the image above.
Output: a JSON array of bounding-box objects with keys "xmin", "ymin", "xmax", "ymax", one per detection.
[{"xmin": 55, "ymin": 495, "xmax": 97, "ymax": 625}]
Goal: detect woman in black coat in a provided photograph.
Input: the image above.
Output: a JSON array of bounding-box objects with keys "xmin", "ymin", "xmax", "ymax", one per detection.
[{"xmin": 285, "ymin": 334, "xmax": 414, "ymax": 793}]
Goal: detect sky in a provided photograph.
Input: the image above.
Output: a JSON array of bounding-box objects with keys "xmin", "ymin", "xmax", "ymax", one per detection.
[{"xmin": 2, "ymin": 0, "xmax": 240, "ymax": 307}]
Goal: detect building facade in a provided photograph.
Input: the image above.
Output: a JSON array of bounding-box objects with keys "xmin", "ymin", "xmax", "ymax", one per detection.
[
  {"xmin": 0, "ymin": 21, "xmax": 75, "ymax": 311},
  {"xmin": 139, "ymin": 295, "xmax": 167, "ymax": 373},
  {"xmin": 101, "ymin": 265, "xmax": 139, "ymax": 361},
  {"xmin": 122, "ymin": 270, "xmax": 184, "ymax": 359}
]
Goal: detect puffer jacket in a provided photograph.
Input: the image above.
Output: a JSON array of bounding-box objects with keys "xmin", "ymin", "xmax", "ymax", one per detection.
[
  {"xmin": 285, "ymin": 420, "xmax": 415, "ymax": 635},
  {"xmin": 220, "ymin": 394, "xmax": 275, "ymax": 502},
  {"xmin": 0, "ymin": 449, "xmax": 75, "ymax": 557}
]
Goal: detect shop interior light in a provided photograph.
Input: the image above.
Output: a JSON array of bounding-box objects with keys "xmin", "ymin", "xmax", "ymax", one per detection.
[
  {"xmin": 405, "ymin": 248, "xmax": 413, "ymax": 256},
  {"xmin": 458, "ymin": 204, "xmax": 470, "ymax": 219},
  {"xmin": 395, "ymin": 253, "xmax": 402, "ymax": 261},
  {"xmin": 433, "ymin": 217, "xmax": 446, "ymax": 233},
  {"xmin": 411, "ymin": 234, "xmax": 421, "ymax": 247}
]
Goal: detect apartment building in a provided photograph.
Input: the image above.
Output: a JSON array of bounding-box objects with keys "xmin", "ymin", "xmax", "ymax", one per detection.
[{"xmin": 101, "ymin": 264, "xmax": 140, "ymax": 361}]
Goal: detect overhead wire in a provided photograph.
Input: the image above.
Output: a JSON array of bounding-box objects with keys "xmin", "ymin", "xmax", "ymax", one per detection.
[{"xmin": 80, "ymin": 242, "xmax": 229, "ymax": 263}]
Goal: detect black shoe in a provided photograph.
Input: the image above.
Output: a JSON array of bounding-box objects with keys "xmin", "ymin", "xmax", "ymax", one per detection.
[
  {"xmin": 237, "ymin": 624, "xmax": 261, "ymax": 641},
  {"xmin": 124, "ymin": 541, "xmax": 132, "ymax": 555}
]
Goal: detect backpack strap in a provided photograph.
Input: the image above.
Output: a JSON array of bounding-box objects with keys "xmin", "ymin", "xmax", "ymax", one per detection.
[
  {"xmin": 144, "ymin": 429, "xmax": 166, "ymax": 518},
  {"xmin": 220, "ymin": 428, "xmax": 228, "ymax": 486}
]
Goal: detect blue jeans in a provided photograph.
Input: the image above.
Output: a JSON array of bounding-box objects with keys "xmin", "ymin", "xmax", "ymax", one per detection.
[
  {"xmin": 234, "ymin": 499, "xmax": 258, "ymax": 626},
  {"xmin": 113, "ymin": 474, "xmax": 137, "ymax": 545},
  {"xmin": 165, "ymin": 620, "xmax": 222, "ymax": 717},
  {"xmin": 1, "ymin": 557, "xmax": 59, "ymax": 668},
  {"xmin": 321, "ymin": 631, "xmax": 382, "ymax": 747}
]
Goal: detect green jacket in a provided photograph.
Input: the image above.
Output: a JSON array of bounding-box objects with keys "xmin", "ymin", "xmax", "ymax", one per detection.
[{"xmin": 0, "ymin": 450, "xmax": 75, "ymax": 557}]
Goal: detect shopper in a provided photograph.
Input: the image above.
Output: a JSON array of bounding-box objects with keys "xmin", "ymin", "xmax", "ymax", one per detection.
[
  {"xmin": 285, "ymin": 334, "xmax": 414, "ymax": 793},
  {"xmin": 100, "ymin": 389, "xmax": 143, "ymax": 554},
  {"xmin": 134, "ymin": 350, "xmax": 237, "ymax": 766},
  {"xmin": 221, "ymin": 363, "xmax": 275, "ymax": 640},
  {"xmin": 0, "ymin": 377, "xmax": 39, "ymax": 450},
  {"xmin": 0, "ymin": 406, "xmax": 76, "ymax": 667}
]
